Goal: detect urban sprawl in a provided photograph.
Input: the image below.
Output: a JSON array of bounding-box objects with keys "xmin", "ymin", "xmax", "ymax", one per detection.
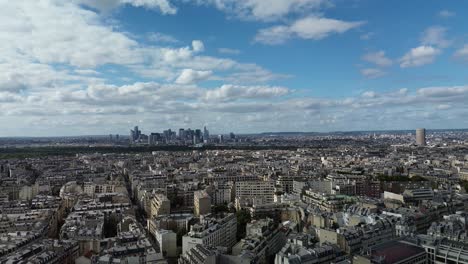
[{"xmin": 0, "ymin": 128, "xmax": 468, "ymax": 264}]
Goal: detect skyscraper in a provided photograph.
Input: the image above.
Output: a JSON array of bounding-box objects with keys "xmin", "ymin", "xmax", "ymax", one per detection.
[
  {"xmin": 416, "ymin": 128, "xmax": 426, "ymax": 146},
  {"xmin": 130, "ymin": 126, "xmax": 141, "ymax": 142},
  {"xmin": 203, "ymin": 126, "xmax": 209, "ymax": 140},
  {"xmin": 179, "ymin": 129, "xmax": 185, "ymax": 140},
  {"xmin": 195, "ymin": 129, "xmax": 202, "ymax": 143}
]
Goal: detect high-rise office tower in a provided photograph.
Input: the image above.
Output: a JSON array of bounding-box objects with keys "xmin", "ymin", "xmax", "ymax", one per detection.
[
  {"xmin": 416, "ymin": 128, "xmax": 426, "ymax": 146},
  {"xmin": 163, "ymin": 129, "xmax": 173, "ymax": 142},
  {"xmin": 134, "ymin": 126, "xmax": 140, "ymax": 138},
  {"xmin": 130, "ymin": 126, "xmax": 141, "ymax": 142},
  {"xmin": 179, "ymin": 129, "xmax": 185, "ymax": 139},
  {"xmin": 203, "ymin": 126, "xmax": 209, "ymax": 140},
  {"xmin": 195, "ymin": 129, "xmax": 202, "ymax": 142}
]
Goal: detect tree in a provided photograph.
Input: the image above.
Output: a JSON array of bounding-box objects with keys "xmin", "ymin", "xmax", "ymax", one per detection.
[
  {"xmin": 212, "ymin": 203, "xmax": 229, "ymax": 214},
  {"xmin": 236, "ymin": 209, "xmax": 251, "ymax": 240},
  {"xmin": 103, "ymin": 215, "xmax": 118, "ymax": 238}
]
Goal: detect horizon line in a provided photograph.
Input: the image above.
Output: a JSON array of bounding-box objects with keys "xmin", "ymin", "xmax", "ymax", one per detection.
[{"xmin": 1, "ymin": 128, "xmax": 467, "ymax": 139}]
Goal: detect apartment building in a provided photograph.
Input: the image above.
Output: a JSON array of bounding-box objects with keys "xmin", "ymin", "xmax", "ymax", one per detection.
[
  {"xmin": 182, "ymin": 213, "xmax": 237, "ymax": 254},
  {"xmin": 235, "ymin": 180, "xmax": 275, "ymax": 209},
  {"xmin": 150, "ymin": 194, "xmax": 171, "ymax": 218},
  {"xmin": 194, "ymin": 190, "xmax": 211, "ymax": 217}
]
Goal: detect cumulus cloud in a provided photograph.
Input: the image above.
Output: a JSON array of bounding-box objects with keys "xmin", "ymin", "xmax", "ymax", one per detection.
[
  {"xmin": 205, "ymin": 85, "xmax": 290, "ymax": 101},
  {"xmin": 400, "ymin": 46, "xmax": 441, "ymax": 68},
  {"xmin": 1, "ymin": 1, "xmax": 142, "ymax": 68},
  {"xmin": 3, "ymin": 79, "xmax": 468, "ymax": 134},
  {"xmin": 362, "ymin": 51, "xmax": 392, "ymax": 67},
  {"xmin": 1, "ymin": 1, "xmax": 277, "ymax": 85},
  {"xmin": 0, "ymin": 61, "xmax": 83, "ymax": 93},
  {"xmin": 420, "ymin": 26, "xmax": 452, "ymax": 48},
  {"xmin": 75, "ymin": 69, "xmax": 101, "ymax": 75},
  {"xmin": 361, "ymin": 91, "xmax": 378, "ymax": 98},
  {"xmin": 191, "ymin": 0, "xmax": 331, "ymax": 21},
  {"xmin": 417, "ymin": 86, "xmax": 468, "ymax": 98},
  {"xmin": 192, "ymin": 40, "xmax": 205, "ymax": 52},
  {"xmin": 76, "ymin": 0, "xmax": 177, "ymax": 14},
  {"xmin": 175, "ymin": 69, "xmax": 213, "ymax": 84},
  {"xmin": 56, "ymin": 82, "xmax": 203, "ymax": 106},
  {"xmin": 1, "ymin": 0, "xmax": 466, "ymax": 135},
  {"xmin": 255, "ymin": 16, "xmax": 364, "ymax": 45}
]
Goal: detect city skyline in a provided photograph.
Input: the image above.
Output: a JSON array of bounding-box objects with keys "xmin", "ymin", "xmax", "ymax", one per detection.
[
  {"xmin": 1, "ymin": 127, "xmax": 467, "ymax": 263},
  {"xmin": 1, "ymin": 1, "xmax": 468, "ymax": 136}
]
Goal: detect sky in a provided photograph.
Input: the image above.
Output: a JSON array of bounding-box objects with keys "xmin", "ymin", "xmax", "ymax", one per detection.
[{"xmin": 1, "ymin": 0, "xmax": 468, "ymax": 136}]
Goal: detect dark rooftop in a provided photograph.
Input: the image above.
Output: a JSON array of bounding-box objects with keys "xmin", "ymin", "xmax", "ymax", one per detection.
[{"xmin": 370, "ymin": 241, "xmax": 426, "ymax": 264}]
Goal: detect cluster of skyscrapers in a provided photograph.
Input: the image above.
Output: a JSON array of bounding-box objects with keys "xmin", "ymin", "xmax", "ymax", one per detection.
[{"xmin": 130, "ymin": 126, "xmax": 211, "ymax": 145}]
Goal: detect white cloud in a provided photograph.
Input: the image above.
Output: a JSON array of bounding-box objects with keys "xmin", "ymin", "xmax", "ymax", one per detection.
[
  {"xmin": 0, "ymin": 0, "xmax": 294, "ymax": 91},
  {"xmin": 438, "ymin": 10, "xmax": 455, "ymax": 18},
  {"xmin": 205, "ymin": 84, "xmax": 290, "ymax": 101},
  {"xmin": 193, "ymin": 0, "xmax": 331, "ymax": 21},
  {"xmin": 360, "ymin": 68, "xmax": 386, "ymax": 79},
  {"xmin": 255, "ymin": 16, "xmax": 364, "ymax": 45},
  {"xmin": 192, "ymin": 40, "xmax": 205, "ymax": 52},
  {"xmin": 159, "ymin": 46, "xmax": 196, "ymax": 63},
  {"xmin": 0, "ymin": 1, "xmax": 142, "ymax": 68},
  {"xmin": 417, "ymin": 86, "xmax": 468, "ymax": 98},
  {"xmin": 397, "ymin": 88, "xmax": 408, "ymax": 96},
  {"xmin": 361, "ymin": 91, "xmax": 378, "ymax": 98},
  {"xmin": 1, "ymin": 0, "xmax": 466, "ymax": 135},
  {"xmin": 76, "ymin": 0, "xmax": 177, "ymax": 14},
  {"xmin": 291, "ymin": 17, "xmax": 364, "ymax": 39},
  {"xmin": 3, "ymin": 80, "xmax": 468, "ymax": 135},
  {"xmin": 454, "ymin": 45, "xmax": 468, "ymax": 62},
  {"xmin": 218, "ymin": 48, "xmax": 241, "ymax": 55},
  {"xmin": 362, "ymin": 51, "xmax": 392, "ymax": 67},
  {"xmin": 421, "ymin": 26, "xmax": 452, "ymax": 48},
  {"xmin": 0, "ymin": 61, "xmax": 82, "ymax": 93},
  {"xmin": 56, "ymin": 82, "xmax": 203, "ymax": 106},
  {"xmin": 400, "ymin": 46, "xmax": 441, "ymax": 68},
  {"xmin": 148, "ymin": 32, "xmax": 179, "ymax": 43},
  {"xmin": 75, "ymin": 69, "xmax": 101, "ymax": 75},
  {"xmin": 175, "ymin": 69, "xmax": 213, "ymax": 84},
  {"xmin": 255, "ymin": 26, "xmax": 292, "ymax": 45}
]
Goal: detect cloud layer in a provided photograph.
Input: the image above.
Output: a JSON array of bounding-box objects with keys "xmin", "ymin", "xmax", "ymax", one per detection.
[
  {"xmin": 0, "ymin": 0, "xmax": 467, "ymax": 136},
  {"xmin": 255, "ymin": 16, "xmax": 364, "ymax": 45}
]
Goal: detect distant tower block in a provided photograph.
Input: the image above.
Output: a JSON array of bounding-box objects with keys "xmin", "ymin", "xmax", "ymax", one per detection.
[{"xmin": 416, "ymin": 128, "xmax": 426, "ymax": 146}]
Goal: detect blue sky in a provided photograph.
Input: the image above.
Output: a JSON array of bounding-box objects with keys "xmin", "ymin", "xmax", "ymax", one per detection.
[{"xmin": 0, "ymin": 0, "xmax": 467, "ymax": 136}]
